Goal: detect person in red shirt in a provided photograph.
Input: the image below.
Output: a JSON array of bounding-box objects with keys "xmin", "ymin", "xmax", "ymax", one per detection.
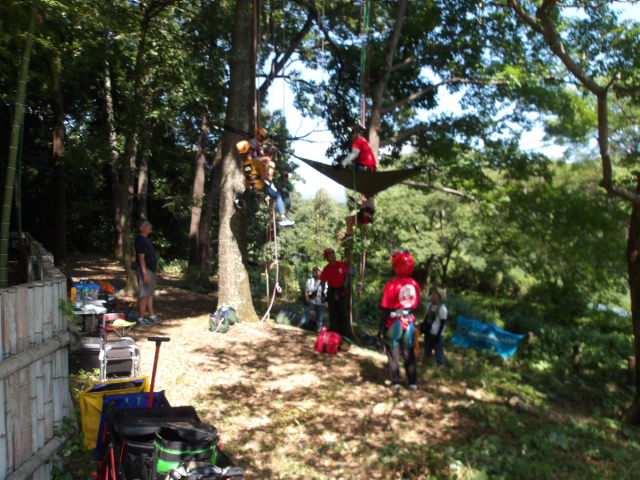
[
  {"xmin": 320, "ymin": 248, "xmax": 351, "ymax": 338},
  {"xmin": 379, "ymin": 250, "xmax": 421, "ymax": 391},
  {"xmin": 340, "ymin": 125, "xmax": 377, "ymax": 172}
]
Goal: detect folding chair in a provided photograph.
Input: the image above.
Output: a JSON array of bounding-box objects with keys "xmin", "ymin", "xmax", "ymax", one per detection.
[{"xmin": 102, "ymin": 312, "xmax": 136, "ymax": 337}]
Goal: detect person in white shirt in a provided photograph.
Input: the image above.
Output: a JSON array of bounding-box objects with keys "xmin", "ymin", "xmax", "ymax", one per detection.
[
  {"xmin": 421, "ymin": 288, "xmax": 448, "ymax": 367},
  {"xmin": 299, "ymin": 267, "xmax": 327, "ymax": 331}
]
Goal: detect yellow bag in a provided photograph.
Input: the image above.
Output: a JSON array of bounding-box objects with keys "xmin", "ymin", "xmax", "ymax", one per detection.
[{"xmin": 79, "ymin": 376, "xmax": 149, "ymax": 449}]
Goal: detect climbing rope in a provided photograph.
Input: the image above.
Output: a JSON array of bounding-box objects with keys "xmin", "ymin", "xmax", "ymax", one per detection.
[
  {"xmin": 359, "ymin": 0, "xmax": 371, "ymax": 127},
  {"xmin": 253, "ymin": 0, "xmax": 261, "ymax": 140},
  {"xmin": 359, "ymin": 245, "xmax": 367, "ymax": 294},
  {"xmin": 260, "ymin": 203, "xmax": 281, "ymax": 326},
  {"xmin": 346, "ymin": 0, "xmax": 372, "ymax": 343}
]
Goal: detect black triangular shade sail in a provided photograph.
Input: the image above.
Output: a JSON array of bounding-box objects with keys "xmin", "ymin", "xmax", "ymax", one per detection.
[{"xmin": 298, "ymin": 157, "xmax": 422, "ymax": 197}]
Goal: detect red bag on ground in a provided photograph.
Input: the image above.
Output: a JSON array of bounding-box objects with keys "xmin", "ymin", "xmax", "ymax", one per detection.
[{"xmin": 314, "ymin": 327, "xmax": 343, "ymax": 354}]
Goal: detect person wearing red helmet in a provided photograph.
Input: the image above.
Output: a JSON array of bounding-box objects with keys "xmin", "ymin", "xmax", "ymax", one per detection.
[
  {"xmin": 379, "ymin": 250, "xmax": 421, "ymax": 391},
  {"xmin": 320, "ymin": 248, "xmax": 351, "ymax": 338}
]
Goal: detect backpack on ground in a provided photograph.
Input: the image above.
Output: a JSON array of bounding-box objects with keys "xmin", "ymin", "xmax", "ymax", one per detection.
[
  {"xmin": 314, "ymin": 327, "xmax": 343, "ymax": 354},
  {"xmin": 275, "ymin": 309, "xmax": 297, "ymax": 326},
  {"xmin": 209, "ymin": 306, "xmax": 238, "ymax": 333}
]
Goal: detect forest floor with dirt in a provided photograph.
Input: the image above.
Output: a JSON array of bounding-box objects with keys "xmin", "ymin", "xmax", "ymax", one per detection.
[{"xmin": 61, "ymin": 254, "xmax": 484, "ymax": 479}]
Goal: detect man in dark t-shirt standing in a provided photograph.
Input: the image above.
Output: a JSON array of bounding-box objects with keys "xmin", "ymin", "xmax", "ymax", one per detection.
[{"xmin": 135, "ymin": 220, "xmax": 161, "ymax": 326}]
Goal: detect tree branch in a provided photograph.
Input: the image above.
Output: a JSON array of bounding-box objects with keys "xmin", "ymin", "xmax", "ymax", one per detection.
[
  {"xmin": 369, "ymin": 0, "xmax": 408, "ymax": 151},
  {"xmin": 508, "ymin": 0, "xmax": 640, "ymax": 205},
  {"xmin": 259, "ymin": 12, "xmax": 315, "ymax": 98},
  {"xmin": 294, "ymin": 0, "xmax": 347, "ymax": 70},
  {"xmin": 381, "ymin": 77, "xmax": 510, "ymax": 115},
  {"xmin": 389, "ymin": 56, "xmax": 416, "ymax": 73},
  {"xmin": 380, "ymin": 124, "xmax": 429, "ymax": 147},
  {"xmin": 506, "ymin": 0, "xmax": 544, "ymax": 34},
  {"xmin": 403, "ymin": 180, "xmax": 479, "ymax": 202}
]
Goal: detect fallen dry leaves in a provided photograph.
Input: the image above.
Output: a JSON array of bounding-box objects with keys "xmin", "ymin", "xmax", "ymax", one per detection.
[{"xmin": 64, "ymin": 255, "xmax": 477, "ymax": 479}]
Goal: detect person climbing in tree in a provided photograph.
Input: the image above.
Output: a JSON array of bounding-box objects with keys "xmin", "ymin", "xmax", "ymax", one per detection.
[
  {"xmin": 320, "ymin": 248, "xmax": 351, "ymax": 339},
  {"xmin": 421, "ymin": 288, "xmax": 448, "ymax": 369},
  {"xmin": 342, "ymin": 193, "xmax": 376, "ymax": 243},
  {"xmin": 339, "ymin": 125, "xmax": 377, "ymax": 172},
  {"xmin": 234, "ymin": 135, "xmax": 294, "ymax": 227},
  {"xmin": 379, "ymin": 250, "xmax": 421, "ymax": 391}
]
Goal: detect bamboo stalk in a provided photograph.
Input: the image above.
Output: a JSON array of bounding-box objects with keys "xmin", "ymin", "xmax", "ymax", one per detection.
[
  {"xmin": 53, "ymin": 280, "xmax": 64, "ymax": 331},
  {"xmin": 41, "ymin": 281, "xmax": 53, "ymax": 340},
  {"xmin": 32, "ymin": 283, "xmax": 44, "ymax": 345},
  {"xmin": 0, "ymin": 293, "xmax": 3, "ymax": 360},
  {"xmin": 2, "ymin": 288, "xmax": 17, "ymax": 356},
  {"xmin": 52, "ymin": 351, "xmax": 63, "ymax": 426},
  {"xmin": 25, "ymin": 285, "xmax": 35, "ymax": 348},
  {"xmin": 0, "ymin": 377, "xmax": 7, "ymax": 477},
  {"xmin": 43, "ymin": 355, "xmax": 52, "ymax": 439},
  {"xmin": 18, "ymin": 368, "xmax": 31, "ymax": 464},
  {"xmin": 6, "ymin": 372, "xmax": 17, "ymax": 473},
  {"xmin": 16, "ymin": 287, "xmax": 28, "ymax": 353},
  {"xmin": 0, "ymin": 0, "xmax": 39, "ymax": 288}
]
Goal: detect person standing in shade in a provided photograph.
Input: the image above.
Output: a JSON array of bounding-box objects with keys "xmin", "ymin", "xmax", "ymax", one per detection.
[
  {"xmin": 320, "ymin": 248, "xmax": 351, "ymax": 338},
  {"xmin": 135, "ymin": 220, "xmax": 162, "ymax": 326},
  {"xmin": 422, "ymin": 288, "xmax": 448, "ymax": 368},
  {"xmin": 379, "ymin": 250, "xmax": 421, "ymax": 391},
  {"xmin": 299, "ymin": 266, "xmax": 327, "ymax": 331}
]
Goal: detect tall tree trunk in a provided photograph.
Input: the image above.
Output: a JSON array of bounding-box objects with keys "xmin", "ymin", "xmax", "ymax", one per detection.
[
  {"xmin": 188, "ymin": 111, "xmax": 209, "ymax": 267},
  {"xmin": 104, "ymin": 58, "xmax": 123, "ymax": 258},
  {"xmin": 367, "ymin": 0, "xmax": 407, "ymax": 158},
  {"xmin": 48, "ymin": 52, "xmax": 67, "ymax": 260},
  {"xmin": 117, "ymin": 7, "xmax": 159, "ymax": 296},
  {"xmin": 195, "ymin": 148, "xmax": 222, "ymax": 286},
  {"xmin": 0, "ymin": 0, "xmax": 38, "ymax": 287},
  {"xmin": 626, "ymin": 175, "xmax": 640, "ymax": 424},
  {"xmin": 216, "ymin": 0, "xmax": 258, "ymax": 320},
  {"xmin": 137, "ymin": 143, "xmax": 149, "ymax": 221},
  {"xmin": 117, "ymin": 133, "xmax": 139, "ymax": 296}
]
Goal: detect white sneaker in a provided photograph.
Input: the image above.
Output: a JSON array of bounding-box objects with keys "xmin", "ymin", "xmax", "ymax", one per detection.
[
  {"xmin": 392, "ymin": 384, "xmax": 402, "ymax": 392},
  {"xmin": 279, "ymin": 218, "xmax": 295, "ymax": 227},
  {"xmin": 409, "ymin": 384, "xmax": 418, "ymax": 391}
]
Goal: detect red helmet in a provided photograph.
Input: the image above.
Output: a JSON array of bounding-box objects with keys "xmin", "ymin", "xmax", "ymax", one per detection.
[
  {"xmin": 392, "ymin": 250, "xmax": 415, "ymax": 276},
  {"xmin": 323, "ymin": 248, "xmax": 335, "ymax": 258}
]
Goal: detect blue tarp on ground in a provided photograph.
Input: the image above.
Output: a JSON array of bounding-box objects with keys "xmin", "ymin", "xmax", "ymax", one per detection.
[{"xmin": 451, "ymin": 316, "xmax": 527, "ymax": 358}]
